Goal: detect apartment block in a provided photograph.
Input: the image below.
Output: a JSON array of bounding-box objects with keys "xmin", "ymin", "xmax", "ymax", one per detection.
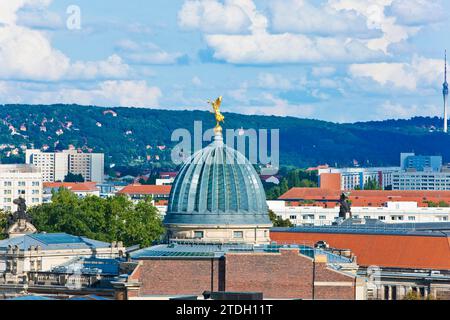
[
  {"xmin": 0, "ymin": 164, "xmax": 43, "ymax": 212},
  {"xmin": 318, "ymin": 167, "xmax": 400, "ymax": 190},
  {"xmin": 25, "ymin": 149, "xmax": 104, "ymax": 183}
]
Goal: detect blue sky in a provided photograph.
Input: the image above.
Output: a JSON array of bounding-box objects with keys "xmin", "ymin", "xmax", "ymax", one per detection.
[{"xmin": 0, "ymin": 0, "xmax": 449, "ymax": 123}]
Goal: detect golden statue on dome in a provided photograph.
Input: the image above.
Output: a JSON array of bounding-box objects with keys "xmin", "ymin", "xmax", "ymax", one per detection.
[{"xmin": 208, "ymin": 96, "xmax": 225, "ymax": 133}]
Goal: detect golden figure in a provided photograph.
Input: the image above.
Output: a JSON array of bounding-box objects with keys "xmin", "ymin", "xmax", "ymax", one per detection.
[{"xmin": 208, "ymin": 96, "xmax": 225, "ymax": 132}]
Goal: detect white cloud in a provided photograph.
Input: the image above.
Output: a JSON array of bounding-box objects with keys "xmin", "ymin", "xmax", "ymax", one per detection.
[
  {"xmin": 192, "ymin": 76, "xmax": 202, "ymax": 86},
  {"xmin": 228, "ymin": 82, "xmax": 249, "ymax": 102},
  {"xmin": 2, "ymin": 80, "xmax": 162, "ymax": 107},
  {"xmin": 243, "ymin": 93, "xmax": 315, "ymax": 118},
  {"xmin": 389, "ymin": 0, "xmax": 446, "ymax": 26},
  {"xmin": 97, "ymin": 81, "xmax": 162, "ymax": 107},
  {"xmin": 206, "ymin": 32, "xmax": 381, "ymax": 64},
  {"xmin": 17, "ymin": 4, "xmax": 63, "ymax": 29},
  {"xmin": 269, "ymin": 0, "xmax": 372, "ymax": 37},
  {"xmin": 312, "ymin": 66, "xmax": 337, "ymax": 77},
  {"xmin": 69, "ymin": 55, "xmax": 130, "ymax": 80},
  {"xmin": 0, "ymin": 1, "xmax": 131, "ymax": 81},
  {"xmin": 258, "ymin": 73, "xmax": 292, "ymax": 90},
  {"xmin": 349, "ymin": 55, "xmax": 444, "ymax": 90},
  {"xmin": 329, "ymin": 0, "xmax": 420, "ymax": 53},
  {"xmin": 180, "ymin": 0, "xmax": 438, "ymax": 64},
  {"xmin": 178, "ymin": 0, "xmax": 253, "ymax": 34},
  {"xmin": 116, "ymin": 40, "xmax": 185, "ymax": 65},
  {"xmin": 376, "ymin": 100, "xmax": 441, "ymax": 119}
]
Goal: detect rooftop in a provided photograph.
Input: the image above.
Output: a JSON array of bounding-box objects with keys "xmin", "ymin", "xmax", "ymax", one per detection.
[
  {"xmin": 279, "ymin": 188, "xmax": 450, "ymax": 207},
  {"xmin": 118, "ymin": 184, "xmax": 171, "ymax": 195},
  {"xmin": 271, "ymin": 222, "xmax": 450, "ymax": 270},
  {"xmin": 0, "ymin": 233, "xmax": 115, "ymax": 251},
  {"xmin": 130, "ymin": 241, "xmax": 352, "ymax": 265},
  {"xmin": 0, "ymin": 164, "xmax": 41, "ymax": 174},
  {"xmin": 44, "ymin": 182, "xmax": 99, "ymax": 192}
]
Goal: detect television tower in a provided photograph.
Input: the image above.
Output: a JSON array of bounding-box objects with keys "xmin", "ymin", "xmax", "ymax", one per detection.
[{"xmin": 444, "ymin": 50, "xmax": 448, "ymax": 133}]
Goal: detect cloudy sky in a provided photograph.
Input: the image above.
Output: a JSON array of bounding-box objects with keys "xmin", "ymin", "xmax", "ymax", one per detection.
[{"xmin": 0, "ymin": 0, "xmax": 449, "ymax": 123}]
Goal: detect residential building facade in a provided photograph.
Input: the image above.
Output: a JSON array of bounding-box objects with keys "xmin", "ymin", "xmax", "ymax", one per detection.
[
  {"xmin": 0, "ymin": 164, "xmax": 42, "ymax": 212},
  {"xmin": 269, "ymin": 200, "xmax": 450, "ymax": 226},
  {"xmin": 25, "ymin": 149, "xmax": 104, "ymax": 183},
  {"xmin": 318, "ymin": 167, "xmax": 400, "ymax": 191},
  {"xmin": 43, "ymin": 182, "xmax": 100, "ymax": 203}
]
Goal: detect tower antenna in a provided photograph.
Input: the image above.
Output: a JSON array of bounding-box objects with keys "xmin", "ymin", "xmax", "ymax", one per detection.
[{"xmin": 444, "ymin": 50, "xmax": 449, "ymax": 133}]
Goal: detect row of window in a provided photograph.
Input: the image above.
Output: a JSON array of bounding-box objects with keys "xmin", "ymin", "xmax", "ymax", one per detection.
[
  {"xmin": 194, "ymin": 230, "xmax": 244, "ymax": 239},
  {"xmin": 283, "ymin": 215, "xmax": 448, "ymax": 222},
  {"xmin": 3, "ymin": 190, "xmax": 40, "ymax": 195},
  {"xmin": 3, "ymin": 197, "xmax": 40, "ymax": 203},
  {"xmin": 3, "ymin": 181, "xmax": 40, "ymax": 187}
]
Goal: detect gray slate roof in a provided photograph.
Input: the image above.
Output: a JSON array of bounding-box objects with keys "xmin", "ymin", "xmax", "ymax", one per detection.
[{"xmin": 0, "ymin": 233, "xmax": 113, "ymax": 251}]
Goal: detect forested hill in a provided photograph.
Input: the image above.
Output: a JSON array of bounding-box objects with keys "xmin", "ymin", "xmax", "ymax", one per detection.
[{"xmin": 0, "ymin": 104, "xmax": 449, "ymax": 170}]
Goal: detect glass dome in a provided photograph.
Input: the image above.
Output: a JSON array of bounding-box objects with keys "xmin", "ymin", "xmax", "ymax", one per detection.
[{"xmin": 164, "ymin": 133, "xmax": 271, "ymax": 226}]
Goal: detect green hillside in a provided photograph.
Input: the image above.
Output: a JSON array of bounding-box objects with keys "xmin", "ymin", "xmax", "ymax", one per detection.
[{"xmin": 0, "ymin": 104, "xmax": 448, "ymax": 171}]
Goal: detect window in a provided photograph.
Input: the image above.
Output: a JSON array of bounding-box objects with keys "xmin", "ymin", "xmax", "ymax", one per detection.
[
  {"xmin": 289, "ymin": 215, "xmax": 297, "ymax": 220},
  {"xmin": 32, "ymin": 190, "xmax": 40, "ymax": 195},
  {"xmin": 233, "ymin": 231, "xmax": 244, "ymax": 239},
  {"xmin": 194, "ymin": 231, "xmax": 204, "ymax": 239},
  {"xmin": 3, "ymin": 181, "xmax": 11, "ymax": 187},
  {"xmin": 379, "ymin": 216, "xmax": 386, "ymax": 220},
  {"xmin": 3, "ymin": 198, "xmax": 11, "ymax": 203},
  {"xmin": 319, "ymin": 215, "xmax": 327, "ymax": 220},
  {"xmin": 32, "ymin": 181, "xmax": 40, "ymax": 187},
  {"xmin": 3, "ymin": 190, "xmax": 11, "ymax": 195},
  {"xmin": 408, "ymin": 216, "xmax": 416, "ymax": 221},
  {"xmin": 18, "ymin": 181, "xmax": 26, "ymax": 187}
]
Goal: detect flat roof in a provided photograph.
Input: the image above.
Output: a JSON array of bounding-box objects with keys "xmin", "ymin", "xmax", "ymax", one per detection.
[
  {"xmin": 271, "ymin": 221, "xmax": 450, "ymax": 237},
  {"xmin": 271, "ymin": 223, "xmax": 450, "ymax": 270},
  {"xmin": 131, "ymin": 242, "xmax": 352, "ymax": 264},
  {"xmin": 0, "ymin": 233, "xmax": 114, "ymax": 251}
]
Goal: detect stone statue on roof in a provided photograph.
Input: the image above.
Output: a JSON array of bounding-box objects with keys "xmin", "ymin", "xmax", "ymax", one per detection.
[
  {"xmin": 339, "ymin": 192, "xmax": 352, "ymax": 220},
  {"xmin": 5, "ymin": 197, "xmax": 36, "ymax": 238}
]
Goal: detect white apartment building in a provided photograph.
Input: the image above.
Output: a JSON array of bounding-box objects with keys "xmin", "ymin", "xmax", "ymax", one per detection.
[
  {"xmin": 318, "ymin": 167, "xmax": 401, "ymax": 190},
  {"xmin": 0, "ymin": 164, "xmax": 42, "ymax": 212},
  {"xmin": 392, "ymin": 171, "xmax": 450, "ymax": 191},
  {"xmin": 268, "ymin": 200, "xmax": 450, "ymax": 226},
  {"xmin": 25, "ymin": 149, "xmax": 104, "ymax": 183}
]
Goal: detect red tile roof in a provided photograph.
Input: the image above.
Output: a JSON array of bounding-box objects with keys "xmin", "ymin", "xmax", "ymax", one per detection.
[
  {"xmin": 271, "ymin": 231, "xmax": 450, "ymax": 270},
  {"xmin": 44, "ymin": 182, "xmax": 99, "ymax": 192},
  {"xmin": 118, "ymin": 184, "xmax": 171, "ymax": 195},
  {"xmin": 159, "ymin": 172, "xmax": 178, "ymax": 178},
  {"xmin": 279, "ymin": 188, "xmax": 450, "ymax": 207}
]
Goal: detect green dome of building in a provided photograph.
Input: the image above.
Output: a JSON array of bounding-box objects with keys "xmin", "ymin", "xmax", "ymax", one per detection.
[{"xmin": 165, "ymin": 131, "xmax": 272, "ymax": 244}]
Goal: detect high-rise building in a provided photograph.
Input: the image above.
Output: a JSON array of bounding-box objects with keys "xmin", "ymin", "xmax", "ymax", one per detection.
[
  {"xmin": 25, "ymin": 149, "xmax": 104, "ymax": 183},
  {"xmin": 0, "ymin": 164, "xmax": 42, "ymax": 212},
  {"xmin": 400, "ymin": 152, "xmax": 442, "ymax": 172},
  {"xmin": 444, "ymin": 50, "xmax": 448, "ymax": 133}
]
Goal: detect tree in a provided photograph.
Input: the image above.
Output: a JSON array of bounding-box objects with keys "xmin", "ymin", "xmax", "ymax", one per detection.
[
  {"xmin": 64, "ymin": 172, "xmax": 85, "ymax": 183},
  {"xmin": 403, "ymin": 290, "xmax": 436, "ymax": 300},
  {"xmin": 265, "ymin": 168, "xmax": 318, "ymax": 200},
  {"xmin": 363, "ymin": 178, "xmax": 382, "ymax": 190},
  {"xmin": 29, "ymin": 188, "xmax": 165, "ymax": 247},
  {"xmin": 438, "ymin": 201, "xmax": 450, "ymax": 208},
  {"xmin": 0, "ymin": 209, "xmax": 9, "ymax": 240},
  {"xmin": 268, "ymin": 209, "xmax": 294, "ymax": 228}
]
